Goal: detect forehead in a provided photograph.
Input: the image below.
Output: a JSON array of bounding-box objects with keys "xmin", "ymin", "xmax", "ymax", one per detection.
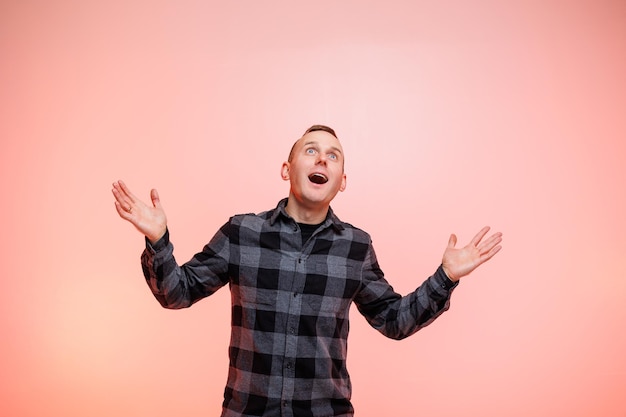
[{"xmin": 295, "ymin": 130, "xmax": 344, "ymax": 153}]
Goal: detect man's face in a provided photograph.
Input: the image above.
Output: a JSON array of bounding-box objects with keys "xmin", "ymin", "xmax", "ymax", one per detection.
[{"xmin": 282, "ymin": 130, "xmax": 347, "ymax": 210}]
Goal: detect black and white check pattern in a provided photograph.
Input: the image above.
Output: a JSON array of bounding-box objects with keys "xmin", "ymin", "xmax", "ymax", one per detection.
[{"xmin": 142, "ymin": 198, "xmax": 458, "ymax": 417}]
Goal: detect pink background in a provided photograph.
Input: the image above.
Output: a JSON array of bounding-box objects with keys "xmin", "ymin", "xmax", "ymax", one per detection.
[{"xmin": 1, "ymin": 1, "xmax": 625, "ymax": 416}]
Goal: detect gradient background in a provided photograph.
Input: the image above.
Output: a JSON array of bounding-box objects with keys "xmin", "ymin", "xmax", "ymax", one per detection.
[{"xmin": 1, "ymin": 1, "xmax": 625, "ymax": 416}]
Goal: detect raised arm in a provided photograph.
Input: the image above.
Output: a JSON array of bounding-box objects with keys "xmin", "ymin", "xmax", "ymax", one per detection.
[
  {"xmin": 111, "ymin": 180, "xmax": 167, "ymax": 243},
  {"xmin": 355, "ymin": 226, "xmax": 503, "ymax": 340}
]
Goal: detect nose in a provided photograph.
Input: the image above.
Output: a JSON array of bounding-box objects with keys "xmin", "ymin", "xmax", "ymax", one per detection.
[{"xmin": 316, "ymin": 153, "xmax": 327, "ymax": 165}]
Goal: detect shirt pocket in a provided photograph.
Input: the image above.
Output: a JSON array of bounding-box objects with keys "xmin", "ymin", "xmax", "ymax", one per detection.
[
  {"xmin": 302, "ymin": 261, "xmax": 359, "ymax": 315},
  {"xmin": 237, "ymin": 284, "xmax": 276, "ymax": 308}
]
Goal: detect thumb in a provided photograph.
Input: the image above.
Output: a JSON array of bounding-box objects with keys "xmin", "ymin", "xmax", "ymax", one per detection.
[
  {"xmin": 150, "ymin": 189, "xmax": 161, "ymax": 209},
  {"xmin": 447, "ymin": 233, "xmax": 457, "ymax": 249}
]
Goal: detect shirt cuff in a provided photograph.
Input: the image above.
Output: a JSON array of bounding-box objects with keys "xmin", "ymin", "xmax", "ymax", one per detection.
[
  {"xmin": 435, "ymin": 264, "xmax": 459, "ymax": 291},
  {"xmin": 145, "ymin": 228, "xmax": 170, "ymax": 252}
]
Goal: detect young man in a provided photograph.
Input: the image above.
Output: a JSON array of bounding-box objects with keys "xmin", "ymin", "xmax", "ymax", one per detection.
[{"xmin": 112, "ymin": 125, "xmax": 502, "ymax": 417}]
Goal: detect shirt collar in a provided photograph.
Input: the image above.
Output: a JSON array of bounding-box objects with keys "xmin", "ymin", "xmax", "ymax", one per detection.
[{"xmin": 270, "ymin": 198, "xmax": 345, "ymax": 232}]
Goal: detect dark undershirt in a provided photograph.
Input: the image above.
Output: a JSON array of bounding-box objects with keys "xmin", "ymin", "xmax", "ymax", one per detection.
[{"xmin": 298, "ymin": 222, "xmax": 323, "ymax": 243}]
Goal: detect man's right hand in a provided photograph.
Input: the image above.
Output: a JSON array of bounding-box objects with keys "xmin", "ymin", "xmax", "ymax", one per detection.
[{"xmin": 112, "ymin": 180, "xmax": 167, "ymax": 244}]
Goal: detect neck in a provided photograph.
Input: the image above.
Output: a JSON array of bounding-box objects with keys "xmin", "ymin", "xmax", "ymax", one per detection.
[{"xmin": 284, "ymin": 196, "xmax": 329, "ymax": 224}]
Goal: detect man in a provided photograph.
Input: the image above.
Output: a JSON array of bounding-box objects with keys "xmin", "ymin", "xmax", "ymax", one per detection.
[{"xmin": 112, "ymin": 125, "xmax": 502, "ymax": 417}]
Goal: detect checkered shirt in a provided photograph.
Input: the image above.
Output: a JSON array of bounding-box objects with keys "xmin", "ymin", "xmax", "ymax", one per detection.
[{"xmin": 141, "ymin": 198, "xmax": 458, "ymax": 417}]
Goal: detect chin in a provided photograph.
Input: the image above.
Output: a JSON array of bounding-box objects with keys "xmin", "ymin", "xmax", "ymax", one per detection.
[{"xmin": 307, "ymin": 192, "xmax": 338, "ymax": 206}]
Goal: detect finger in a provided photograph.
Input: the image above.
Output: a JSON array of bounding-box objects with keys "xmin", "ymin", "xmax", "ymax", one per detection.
[
  {"xmin": 478, "ymin": 233, "xmax": 503, "ymax": 254},
  {"xmin": 447, "ymin": 233, "xmax": 457, "ymax": 249},
  {"xmin": 470, "ymin": 226, "xmax": 491, "ymax": 246},
  {"xmin": 114, "ymin": 201, "xmax": 132, "ymax": 220},
  {"xmin": 112, "ymin": 181, "xmax": 126, "ymax": 199},
  {"xmin": 112, "ymin": 186, "xmax": 133, "ymax": 213},
  {"xmin": 479, "ymin": 244, "xmax": 502, "ymax": 263},
  {"xmin": 117, "ymin": 180, "xmax": 137, "ymax": 204},
  {"xmin": 112, "ymin": 185, "xmax": 128, "ymax": 206},
  {"xmin": 150, "ymin": 188, "xmax": 161, "ymax": 209}
]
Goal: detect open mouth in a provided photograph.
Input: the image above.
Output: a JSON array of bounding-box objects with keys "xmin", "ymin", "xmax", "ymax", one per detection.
[{"xmin": 308, "ymin": 173, "xmax": 328, "ymax": 184}]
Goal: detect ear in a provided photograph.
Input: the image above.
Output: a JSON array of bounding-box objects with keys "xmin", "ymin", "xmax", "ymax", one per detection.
[
  {"xmin": 339, "ymin": 174, "xmax": 347, "ymax": 192},
  {"xmin": 281, "ymin": 162, "xmax": 290, "ymax": 181}
]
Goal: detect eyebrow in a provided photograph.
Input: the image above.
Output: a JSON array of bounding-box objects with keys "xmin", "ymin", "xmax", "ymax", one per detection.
[{"xmin": 303, "ymin": 141, "xmax": 343, "ymax": 155}]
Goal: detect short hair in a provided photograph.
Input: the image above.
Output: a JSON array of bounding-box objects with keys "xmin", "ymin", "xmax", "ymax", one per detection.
[
  {"xmin": 288, "ymin": 125, "xmax": 338, "ymax": 162},
  {"xmin": 304, "ymin": 124, "xmax": 337, "ymax": 138}
]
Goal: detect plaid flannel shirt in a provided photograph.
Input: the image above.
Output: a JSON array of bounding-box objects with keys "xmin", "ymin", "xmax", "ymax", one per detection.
[{"xmin": 141, "ymin": 198, "xmax": 458, "ymax": 417}]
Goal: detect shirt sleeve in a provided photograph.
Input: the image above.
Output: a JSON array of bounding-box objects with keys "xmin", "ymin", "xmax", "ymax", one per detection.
[
  {"xmin": 140, "ymin": 223, "xmax": 231, "ymax": 309},
  {"xmin": 353, "ymin": 243, "xmax": 458, "ymax": 340}
]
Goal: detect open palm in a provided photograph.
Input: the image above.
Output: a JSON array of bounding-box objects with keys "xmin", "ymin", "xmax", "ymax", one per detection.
[
  {"xmin": 112, "ymin": 180, "xmax": 167, "ymax": 243},
  {"xmin": 441, "ymin": 226, "xmax": 502, "ymax": 282}
]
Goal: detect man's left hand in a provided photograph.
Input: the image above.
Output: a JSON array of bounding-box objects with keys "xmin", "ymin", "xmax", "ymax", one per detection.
[{"xmin": 441, "ymin": 226, "xmax": 502, "ymax": 282}]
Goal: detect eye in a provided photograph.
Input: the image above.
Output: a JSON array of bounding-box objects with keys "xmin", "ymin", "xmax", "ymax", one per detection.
[
  {"xmin": 328, "ymin": 153, "xmax": 338, "ymax": 160},
  {"xmin": 306, "ymin": 148, "xmax": 316, "ymax": 155}
]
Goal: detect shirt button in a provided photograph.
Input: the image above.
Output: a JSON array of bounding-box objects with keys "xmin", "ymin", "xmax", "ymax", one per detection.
[{"xmin": 289, "ymin": 327, "xmax": 296, "ymax": 334}]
